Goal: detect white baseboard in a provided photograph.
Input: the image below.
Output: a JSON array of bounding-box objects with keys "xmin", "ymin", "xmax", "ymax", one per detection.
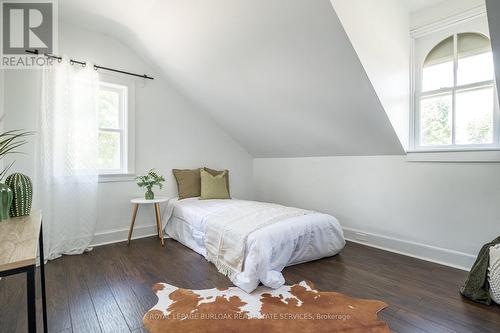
[
  {"xmin": 91, "ymin": 224, "xmax": 158, "ymax": 247},
  {"xmin": 90, "ymin": 225, "xmax": 476, "ymax": 271},
  {"xmin": 343, "ymin": 227, "xmax": 476, "ymax": 271}
]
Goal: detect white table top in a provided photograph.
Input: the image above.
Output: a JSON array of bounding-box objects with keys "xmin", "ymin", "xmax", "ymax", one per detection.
[{"xmin": 131, "ymin": 197, "xmax": 170, "ymax": 204}]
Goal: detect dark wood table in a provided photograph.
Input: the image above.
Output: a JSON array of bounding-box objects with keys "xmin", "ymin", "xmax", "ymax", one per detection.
[{"xmin": 0, "ymin": 210, "xmax": 47, "ymax": 332}]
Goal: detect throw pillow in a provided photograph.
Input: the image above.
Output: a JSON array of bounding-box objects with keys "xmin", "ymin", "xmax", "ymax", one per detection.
[
  {"xmin": 172, "ymin": 169, "xmax": 201, "ymax": 199},
  {"xmin": 489, "ymin": 244, "xmax": 500, "ymax": 304},
  {"xmin": 204, "ymin": 167, "xmax": 230, "ymax": 196},
  {"xmin": 200, "ymin": 169, "xmax": 230, "ymax": 200}
]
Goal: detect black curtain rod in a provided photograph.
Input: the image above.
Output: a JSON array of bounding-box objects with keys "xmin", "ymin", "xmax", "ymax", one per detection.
[{"xmin": 25, "ymin": 49, "xmax": 154, "ymax": 80}]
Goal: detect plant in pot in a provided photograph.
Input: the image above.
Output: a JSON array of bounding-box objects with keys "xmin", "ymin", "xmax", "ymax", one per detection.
[
  {"xmin": 0, "ymin": 130, "xmax": 33, "ymax": 220},
  {"xmin": 136, "ymin": 169, "xmax": 165, "ymax": 200}
]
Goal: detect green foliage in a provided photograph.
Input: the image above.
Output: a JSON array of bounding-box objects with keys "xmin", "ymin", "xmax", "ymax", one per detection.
[
  {"xmin": 98, "ymin": 89, "xmax": 119, "ymax": 128},
  {"xmin": 98, "ymin": 131, "xmax": 120, "ymax": 170},
  {"xmin": 422, "ymin": 97, "xmax": 493, "ymax": 145},
  {"xmin": 421, "ymin": 98, "xmax": 451, "ymax": 146},
  {"xmin": 466, "ymin": 115, "xmax": 492, "ymax": 144},
  {"xmin": 136, "ymin": 169, "xmax": 165, "ymax": 192},
  {"xmin": 0, "ymin": 130, "xmax": 33, "ymax": 181},
  {"xmin": 97, "ymin": 88, "xmax": 121, "ymax": 170}
]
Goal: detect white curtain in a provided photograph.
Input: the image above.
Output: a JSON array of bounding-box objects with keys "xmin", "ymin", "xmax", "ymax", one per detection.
[{"xmin": 36, "ymin": 60, "xmax": 99, "ymax": 260}]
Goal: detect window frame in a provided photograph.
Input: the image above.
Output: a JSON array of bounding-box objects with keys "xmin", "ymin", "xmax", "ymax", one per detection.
[
  {"xmin": 97, "ymin": 74, "xmax": 136, "ymax": 181},
  {"xmin": 410, "ymin": 10, "xmax": 500, "ymax": 155}
]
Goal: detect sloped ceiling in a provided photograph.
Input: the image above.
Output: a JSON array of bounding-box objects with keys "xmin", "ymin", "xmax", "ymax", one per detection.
[
  {"xmin": 60, "ymin": 0, "xmax": 404, "ymax": 157},
  {"xmin": 486, "ymin": 0, "xmax": 500, "ymax": 102},
  {"xmin": 401, "ymin": 0, "xmax": 449, "ymax": 12},
  {"xmin": 331, "ymin": 0, "xmax": 412, "ymax": 151}
]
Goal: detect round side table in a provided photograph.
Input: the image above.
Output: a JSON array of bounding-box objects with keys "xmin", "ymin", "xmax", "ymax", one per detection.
[{"xmin": 128, "ymin": 197, "xmax": 169, "ymax": 246}]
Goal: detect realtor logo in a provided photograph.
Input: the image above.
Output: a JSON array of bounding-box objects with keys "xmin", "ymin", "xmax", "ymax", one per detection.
[
  {"xmin": 2, "ymin": 1, "xmax": 53, "ymax": 54},
  {"xmin": 1, "ymin": 0, "xmax": 57, "ymax": 68}
]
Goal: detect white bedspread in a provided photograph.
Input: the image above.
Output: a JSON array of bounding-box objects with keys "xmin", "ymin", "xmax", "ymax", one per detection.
[{"xmin": 164, "ymin": 198, "xmax": 345, "ymax": 293}]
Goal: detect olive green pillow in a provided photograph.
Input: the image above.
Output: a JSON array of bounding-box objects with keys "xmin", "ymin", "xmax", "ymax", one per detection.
[
  {"xmin": 173, "ymin": 169, "xmax": 201, "ymax": 199},
  {"xmin": 200, "ymin": 169, "xmax": 231, "ymax": 200},
  {"xmin": 204, "ymin": 167, "xmax": 230, "ymax": 196}
]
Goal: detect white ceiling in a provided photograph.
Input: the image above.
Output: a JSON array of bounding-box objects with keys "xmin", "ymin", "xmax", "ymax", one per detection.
[
  {"xmin": 60, "ymin": 0, "xmax": 404, "ymax": 157},
  {"xmin": 401, "ymin": 0, "xmax": 448, "ymax": 13}
]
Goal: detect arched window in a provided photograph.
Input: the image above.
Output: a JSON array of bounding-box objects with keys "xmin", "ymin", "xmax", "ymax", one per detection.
[{"xmin": 418, "ymin": 32, "xmax": 497, "ymax": 147}]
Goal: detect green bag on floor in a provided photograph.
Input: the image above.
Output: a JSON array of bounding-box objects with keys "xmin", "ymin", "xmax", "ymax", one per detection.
[{"xmin": 460, "ymin": 235, "xmax": 500, "ymax": 305}]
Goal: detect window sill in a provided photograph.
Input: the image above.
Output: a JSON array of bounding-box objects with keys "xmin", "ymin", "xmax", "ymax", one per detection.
[
  {"xmin": 98, "ymin": 173, "xmax": 136, "ymax": 183},
  {"xmin": 406, "ymin": 149, "xmax": 500, "ymax": 162}
]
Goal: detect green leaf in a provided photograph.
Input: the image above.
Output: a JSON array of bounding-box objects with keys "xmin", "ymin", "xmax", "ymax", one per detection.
[{"xmin": 0, "ymin": 130, "xmax": 33, "ymax": 180}]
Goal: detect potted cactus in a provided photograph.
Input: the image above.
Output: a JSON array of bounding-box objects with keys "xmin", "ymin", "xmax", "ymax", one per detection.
[
  {"xmin": 0, "ymin": 130, "xmax": 33, "ymax": 220},
  {"xmin": 135, "ymin": 169, "xmax": 165, "ymax": 200}
]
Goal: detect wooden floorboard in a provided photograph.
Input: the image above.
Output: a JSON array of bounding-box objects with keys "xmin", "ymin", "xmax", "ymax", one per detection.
[
  {"xmin": 65, "ymin": 255, "xmax": 102, "ymax": 333},
  {"xmin": 78, "ymin": 251, "xmax": 130, "ymax": 333},
  {"xmin": 0, "ymin": 237, "xmax": 499, "ymax": 333},
  {"xmin": 1, "ymin": 269, "xmax": 25, "ymax": 332},
  {"xmin": 96, "ymin": 246, "xmax": 147, "ymax": 331},
  {"xmin": 45, "ymin": 257, "xmax": 72, "ymax": 333}
]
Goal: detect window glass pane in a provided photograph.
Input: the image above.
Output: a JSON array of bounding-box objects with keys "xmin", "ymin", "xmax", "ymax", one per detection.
[
  {"xmin": 420, "ymin": 94, "xmax": 452, "ymax": 146},
  {"xmin": 423, "ymin": 36, "xmax": 454, "ymax": 92},
  {"xmin": 98, "ymin": 131, "xmax": 121, "ymax": 170},
  {"xmin": 457, "ymin": 52, "xmax": 494, "ymax": 86},
  {"xmin": 457, "ymin": 33, "xmax": 493, "ymax": 86},
  {"xmin": 422, "ymin": 62, "xmax": 454, "ymax": 91},
  {"xmin": 455, "ymin": 87, "xmax": 494, "ymax": 145},
  {"xmin": 98, "ymin": 89, "xmax": 120, "ymax": 129}
]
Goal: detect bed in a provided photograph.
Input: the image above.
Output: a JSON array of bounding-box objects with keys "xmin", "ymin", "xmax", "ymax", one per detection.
[{"xmin": 164, "ymin": 197, "xmax": 345, "ymax": 293}]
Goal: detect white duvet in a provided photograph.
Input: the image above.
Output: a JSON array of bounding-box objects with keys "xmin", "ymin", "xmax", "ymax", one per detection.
[{"xmin": 164, "ymin": 198, "xmax": 345, "ymax": 293}]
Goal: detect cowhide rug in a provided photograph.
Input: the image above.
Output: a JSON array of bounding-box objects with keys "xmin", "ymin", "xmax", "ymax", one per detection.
[{"xmin": 143, "ymin": 281, "xmax": 392, "ymax": 332}]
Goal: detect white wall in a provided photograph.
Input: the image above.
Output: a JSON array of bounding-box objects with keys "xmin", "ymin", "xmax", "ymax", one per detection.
[
  {"xmin": 254, "ymin": 156, "xmax": 500, "ymax": 270},
  {"xmin": 2, "ymin": 22, "xmax": 254, "ymax": 245},
  {"xmin": 331, "ymin": 0, "xmax": 411, "ymax": 150}
]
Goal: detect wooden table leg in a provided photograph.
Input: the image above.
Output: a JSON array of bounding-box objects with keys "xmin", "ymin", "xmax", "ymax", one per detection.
[
  {"xmin": 27, "ymin": 265, "xmax": 36, "ymax": 333},
  {"xmin": 128, "ymin": 204, "xmax": 139, "ymax": 245},
  {"xmin": 39, "ymin": 223, "xmax": 47, "ymax": 333},
  {"xmin": 154, "ymin": 203, "xmax": 165, "ymax": 247}
]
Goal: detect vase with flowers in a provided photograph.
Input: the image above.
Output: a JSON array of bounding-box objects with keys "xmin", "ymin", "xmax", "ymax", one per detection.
[{"xmin": 136, "ymin": 169, "xmax": 165, "ymax": 200}]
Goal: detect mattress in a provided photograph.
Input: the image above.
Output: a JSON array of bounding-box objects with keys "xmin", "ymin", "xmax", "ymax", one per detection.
[{"xmin": 164, "ymin": 198, "xmax": 345, "ymax": 292}]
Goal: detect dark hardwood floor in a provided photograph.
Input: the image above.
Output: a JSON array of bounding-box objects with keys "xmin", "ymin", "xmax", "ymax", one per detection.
[{"xmin": 0, "ymin": 237, "xmax": 498, "ymax": 333}]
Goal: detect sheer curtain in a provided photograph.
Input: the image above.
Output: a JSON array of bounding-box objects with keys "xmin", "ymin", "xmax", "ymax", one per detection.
[{"xmin": 36, "ymin": 60, "xmax": 99, "ymax": 260}]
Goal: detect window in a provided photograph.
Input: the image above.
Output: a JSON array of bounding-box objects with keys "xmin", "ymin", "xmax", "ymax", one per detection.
[
  {"xmin": 414, "ymin": 31, "xmax": 498, "ymax": 150},
  {"xmin": 97, "ymin": 78, "xmax": 135, "ymax": 177}
]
